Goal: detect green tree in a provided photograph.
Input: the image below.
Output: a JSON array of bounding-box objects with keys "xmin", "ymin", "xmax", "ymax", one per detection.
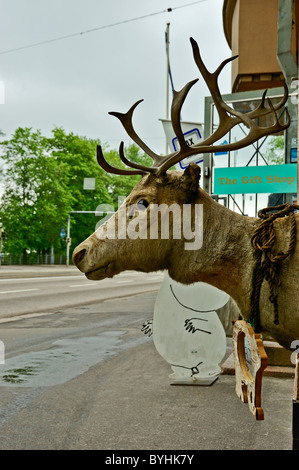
[
  {"xmin": 264, "ymin": 135, "xmax": 285, "ymax": 165},
  {"xmin": 0, "ymin": 127, "xmax": 73, "ymax": 259},
  {"xmin": 0, "ymin": 126, "xmax": 153, "ymax": 262}
]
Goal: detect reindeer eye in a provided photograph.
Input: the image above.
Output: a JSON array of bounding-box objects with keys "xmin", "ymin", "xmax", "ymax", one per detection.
[{"xmin": 136, "ymin": 199, "xmax": 149, "ymax": 210}]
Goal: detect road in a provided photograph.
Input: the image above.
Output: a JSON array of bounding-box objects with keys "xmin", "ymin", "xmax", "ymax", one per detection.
[{"xmin": 0, "ymin": 269, "xmax": 164, "ymax": 319}]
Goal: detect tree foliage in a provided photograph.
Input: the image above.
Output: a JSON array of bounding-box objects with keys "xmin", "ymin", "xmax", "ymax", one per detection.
[
  {"xmin": 0, "ymin": 126, "xmax": 149, "ymax": 260},
  {"xmin": 264, "ymin": 135, "xmax": 284, "ymax": 165}
]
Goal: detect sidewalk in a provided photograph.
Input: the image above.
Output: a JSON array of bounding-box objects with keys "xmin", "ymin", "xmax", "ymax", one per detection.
[
  {"xmin": 0, "ymin": 289, "xmax": 295, "ymax": 450},
  {"xmin": 0, "ymin": 264, "xmax": 80, "ymax": 279}
]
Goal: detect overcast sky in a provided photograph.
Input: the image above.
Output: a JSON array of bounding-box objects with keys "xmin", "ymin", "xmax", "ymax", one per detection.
[{"xmin": 0, "ymin": 0, "xmax": 231, "ymax": 155}]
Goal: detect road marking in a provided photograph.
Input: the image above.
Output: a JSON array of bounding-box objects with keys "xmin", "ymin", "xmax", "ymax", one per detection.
[
  {"xmin": 0, "ymin": 275, "xmax": 84, "ymax": 283},
  {"xmin": 0, "ymin": 288, "xmax": 39, "ymax": 294},
  {"xmin": 68, "ymin": 284, "xmax": 99, "ymax": 288},
  {"xmin": 0, "ymin": 311, "xmax": 52, "ymax": 323}
]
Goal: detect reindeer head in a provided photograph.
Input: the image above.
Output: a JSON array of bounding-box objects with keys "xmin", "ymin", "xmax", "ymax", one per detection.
[{"xmin": 72, "ymin": 37, "xmax": 289, "ymax": 281}]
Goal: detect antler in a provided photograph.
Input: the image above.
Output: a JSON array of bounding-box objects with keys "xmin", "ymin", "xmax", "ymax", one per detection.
[{"xmin": 97, "ymin": 37, "xmax": 290, "ymax": 177}]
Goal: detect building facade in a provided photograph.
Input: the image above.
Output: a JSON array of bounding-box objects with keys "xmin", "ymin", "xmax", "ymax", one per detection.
[{"xmin": 222, "ymin": 0, "xmax": 298, "ymax": 92}]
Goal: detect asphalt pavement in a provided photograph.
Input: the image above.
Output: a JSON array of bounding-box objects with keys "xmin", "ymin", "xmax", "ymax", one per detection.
[
  {"xmin": 0, "ymin": 265, "xmax": 296, "ymax": 451},
  {"xmin": 0, "ymin": 264, "xmax": 80, "ymax": 278},
  {"xmin": 0, "ymin": 266, "xmax": 165, "ymax": 319}
]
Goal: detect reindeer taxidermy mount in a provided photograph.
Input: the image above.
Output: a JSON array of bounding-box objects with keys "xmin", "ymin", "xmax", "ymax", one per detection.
[{"xmin": 73, "ymin": 38, "xmax": 299, "ymax": 351}]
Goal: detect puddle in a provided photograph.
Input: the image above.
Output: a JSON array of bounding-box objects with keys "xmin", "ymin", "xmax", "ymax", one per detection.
[
  {"xmin": 2, "ymin": 366, "xmax": 38, "ymax": 384},
  {"xmin": 0, "ymin": 330, "xmax": 127, "ymax": 387}
]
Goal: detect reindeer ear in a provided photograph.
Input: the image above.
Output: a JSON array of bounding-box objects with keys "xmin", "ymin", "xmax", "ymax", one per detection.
[
  {"xmin": 182, "ymin": 162, "xmax": 201, "ymax": 190},
  {"xmin": 178, "ymin": 162, "xmax": 201, "ymax": 201}
]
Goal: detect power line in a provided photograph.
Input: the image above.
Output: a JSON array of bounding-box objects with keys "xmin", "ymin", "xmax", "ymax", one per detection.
[{"xmin": 0, "ymin": 1, "xmax": 208, "ymax": 56}]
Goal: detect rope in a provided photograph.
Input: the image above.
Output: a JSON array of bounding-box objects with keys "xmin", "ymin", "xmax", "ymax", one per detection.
[{"xmin": 249, "ymin": 203, "xmax": 299, "ymax": 331}]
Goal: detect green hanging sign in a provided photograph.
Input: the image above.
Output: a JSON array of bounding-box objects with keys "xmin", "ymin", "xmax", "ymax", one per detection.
[{"xmin": 214, "ymin": 164, "xmax": 297, "ymax": 194}]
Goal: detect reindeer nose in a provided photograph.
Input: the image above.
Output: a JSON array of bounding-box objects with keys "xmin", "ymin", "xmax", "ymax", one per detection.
[{"xmin": 73, "ymin": 248, "xmax": 87, "ymax": 266}]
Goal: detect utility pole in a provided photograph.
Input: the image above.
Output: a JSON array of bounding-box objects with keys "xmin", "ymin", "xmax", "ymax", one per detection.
[
  {"xmin": 0, "ymin": 231, "xmax": 2, "ymax": 268},
  {"xmin": 66, "ymin": 214, "xmax": 71, "ymax": 267},
  {"xmin": 297, "ymin": 33, "xmax": 299, "ymax": 204},
  {"xmin": 277, "ymin": 0, "xmax": 298, "ymax": 205},
  {"xmin": 165, "ymin": 22, "xmax": 170, "ymax": 154},
  {"xmin": 0, "ymin": 229, "xmax": 6, "ymax": 268}
]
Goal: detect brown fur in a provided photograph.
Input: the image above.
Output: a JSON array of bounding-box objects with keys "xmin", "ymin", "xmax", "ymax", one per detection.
[{"xmin": 73, "ymin": 164, "xmax": 299, "ymax": 350}]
